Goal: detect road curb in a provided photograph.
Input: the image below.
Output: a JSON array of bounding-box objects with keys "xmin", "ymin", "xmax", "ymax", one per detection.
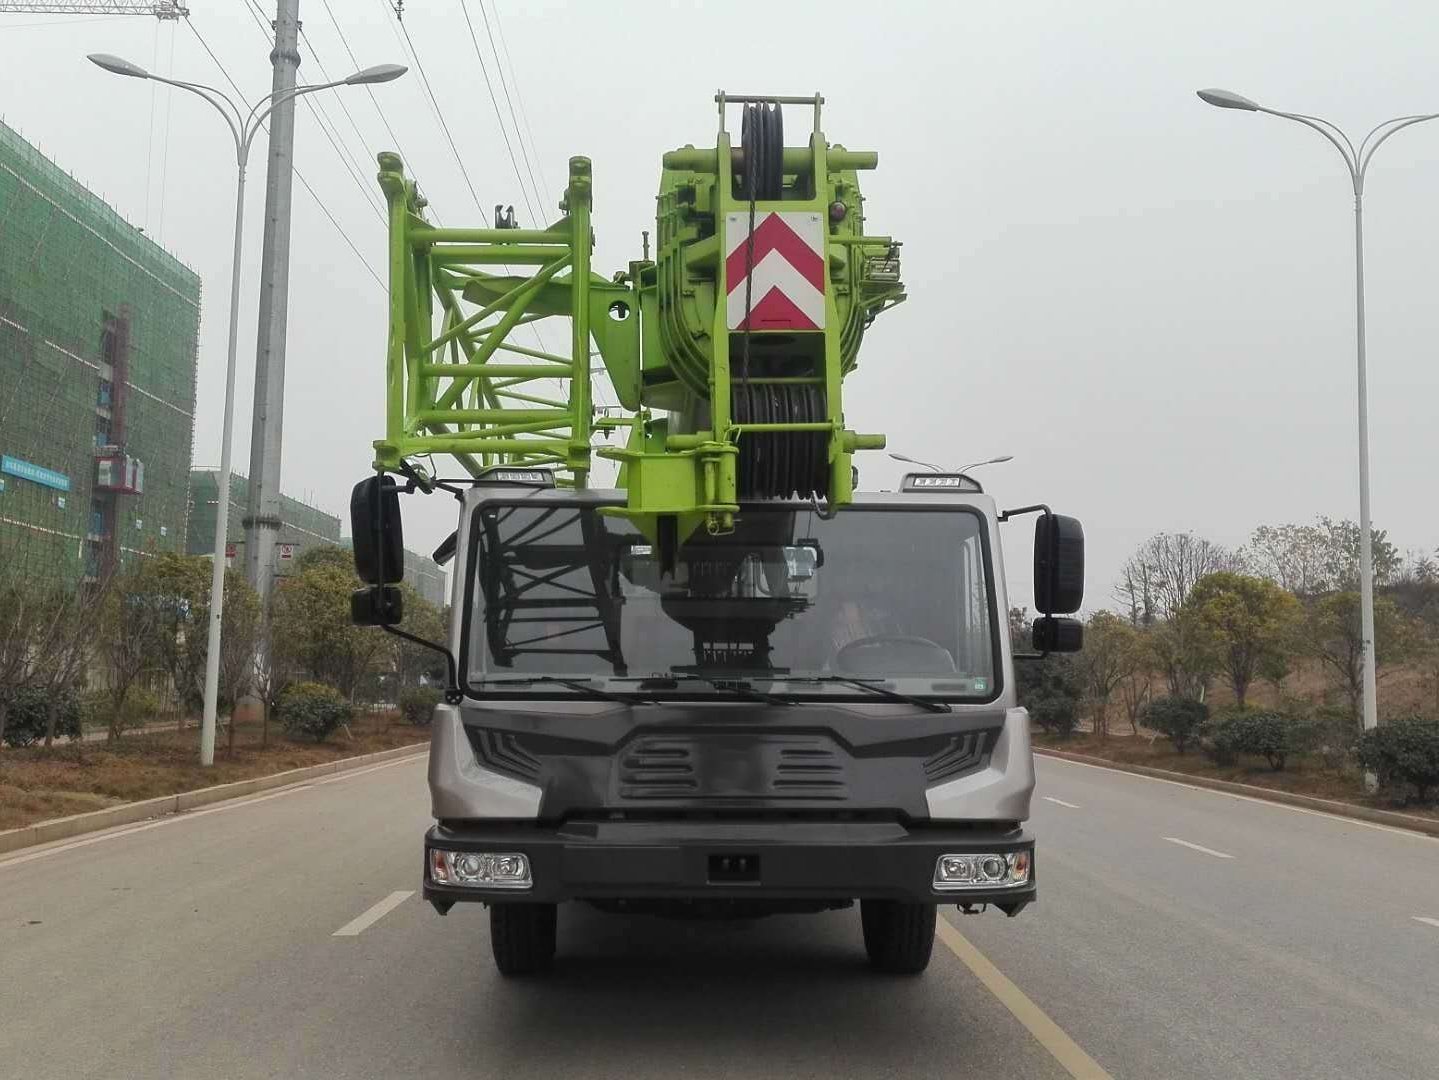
[
  {"xmin": 1034, "ymin": 747, "xmax": 1439, "ymax": 838},
  {"xmin": 0, "ymin": 743, "xmax": 429, "ymax": 856}
]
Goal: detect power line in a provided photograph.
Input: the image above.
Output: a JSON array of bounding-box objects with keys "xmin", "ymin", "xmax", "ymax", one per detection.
[
  {"xmin": 490, "ymin": 0, "xmax": 553, "ymax": 212},
  {"xmin": 391, "ymin": 4, "xmax": 486, "ymax": 215},
  {"xmin": 379, "ymin": 0, "xmax": 568, "ymax": 397},
  {"xmin": 475, "ymin": 0, "xmax": 547, "ymax": 220},
  {"xmin": 184, "ymin": 17, "xmax": 384, "ymax": 290},
  {"xmin": 457, "ymin": 0, "xmax": 537, "ymax": 226},
  {"xmin": 155, "ymin": 20, "xmax": 175, "ymax": 241},
  {"xmin": 320, "ymin": 0, "xmax": 420, "ymax": 197},
  {"xmin": 238, "ymin": 0, "xmax": 385, "ymax": 222}
]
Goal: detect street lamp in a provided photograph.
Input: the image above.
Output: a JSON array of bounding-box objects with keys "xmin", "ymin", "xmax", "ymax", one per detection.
[
  {"xmin": 89, "ymin": 53, "xmax": 406, "ymax": 766},
  {"xmin": 888, "ymin": 452, "xmax": 1013, "ymax": 475},
  {"xmin": 1197, "ymin": 87, "xmax": 1437, "ymax": 748}
]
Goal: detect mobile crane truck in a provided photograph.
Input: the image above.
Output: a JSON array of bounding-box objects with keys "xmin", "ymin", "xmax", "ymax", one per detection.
[{"xmin": 349, "ymin": 93, "xmax": 1084, "ymax": 975}]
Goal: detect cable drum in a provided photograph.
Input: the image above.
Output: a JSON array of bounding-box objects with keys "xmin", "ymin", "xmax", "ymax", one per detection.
[
  {"xmin": 732, "ymin": 383, "xmax": 828, "ymax": 500},
  {"xmin": 739, "ymin": 102, "xmax": 784, "ymax": 200}
]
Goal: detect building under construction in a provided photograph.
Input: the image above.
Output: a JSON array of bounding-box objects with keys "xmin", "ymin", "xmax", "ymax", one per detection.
[
  {"xmin": 188, "ymin": 468, "xmax": 448, "ymax": 608},
  {"xmin": 0, "ymin": 119, "xmax": 200, "ymax": 587}
]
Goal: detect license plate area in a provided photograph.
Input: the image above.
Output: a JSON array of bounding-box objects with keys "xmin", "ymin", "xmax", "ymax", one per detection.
[{"xmin": 707, "ymin": 853, "xmax": 760, "ymax": 884}]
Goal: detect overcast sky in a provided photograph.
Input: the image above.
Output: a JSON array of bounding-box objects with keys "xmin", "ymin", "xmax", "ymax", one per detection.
[{"xmin": 4, "ymin": 0, "xmax": 1438, "ymax": 611}]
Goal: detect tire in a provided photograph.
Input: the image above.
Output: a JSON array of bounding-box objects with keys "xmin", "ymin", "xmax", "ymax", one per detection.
[
  {"xmin": 489, "ymin": 902, "xmax": 558, "ymax": 976},
  {"xmin": 860, "ymin": 900, "xmax": 936, "ymax": 974}
]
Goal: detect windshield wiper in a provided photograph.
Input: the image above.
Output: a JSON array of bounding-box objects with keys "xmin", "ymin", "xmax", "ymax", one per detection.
[
  {"xmin": 620, "ymin": 674, "xmax": 796, "ymax": 707},
  {"xmin": 786, "ymin": 676, "xmax": 952, "ymax": 713},
  {"xmin": 473, "ymin": 676, "xmax": 644, "ymax": 705}
]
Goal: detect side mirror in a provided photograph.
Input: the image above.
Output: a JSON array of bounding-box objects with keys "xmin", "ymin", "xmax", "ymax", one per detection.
[
  {"xmin": 1032, "ymin": 615, "xmax": 1083, "ymax": 653},
  {"xmin": 350, "ymin": 475, "xmax": 404, "ymax": 584},
  {"xmin": 352, "ymin": 585, "xmax": 403, "ymax": 627},
  {"xmin": 1034, "ymin": 513, "xmax": 1084, "ymax": 615}
]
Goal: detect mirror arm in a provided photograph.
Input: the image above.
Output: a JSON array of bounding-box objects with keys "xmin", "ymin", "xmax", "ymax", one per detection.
[
  {"xmin": 998, "ymin": 503, "xmax": 1051, "ymax": 523},
  {"xmin": 380, "ymin": 623, "xmax": 463, "ymax": 705}
]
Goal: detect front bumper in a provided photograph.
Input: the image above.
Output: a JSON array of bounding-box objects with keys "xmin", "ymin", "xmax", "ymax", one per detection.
[{"xmin": 423, "ymin": 820, "xmax": 1035, "ymax": 910}]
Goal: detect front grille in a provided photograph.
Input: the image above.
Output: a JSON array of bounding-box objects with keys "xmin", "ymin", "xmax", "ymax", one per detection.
[
  {"xmin": 618, "ymin": 740, "xmax": 697, "ymax": 795},
  {"xmin": 618, "ymin": 735, "xmax": 850, "ymax": 801},
  {"xmin": 922, "ymin": 730, "xmax": 996, "ymax": 784},
  {"xmin": 774, "ymin": 745, "xmax": 845, "ymax": 792}
]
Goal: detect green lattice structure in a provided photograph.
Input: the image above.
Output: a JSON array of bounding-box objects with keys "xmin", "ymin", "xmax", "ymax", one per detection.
[
  {"xmin": 0, "ymin": 119, "xmax": 200, "ymax": 587},
  {"xmin": 373, "ymin": 93, "xmax": 904, "ymax": 542}
]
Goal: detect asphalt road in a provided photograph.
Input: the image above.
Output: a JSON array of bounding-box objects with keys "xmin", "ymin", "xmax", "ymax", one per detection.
[{"xmin": 2, "ymin": 752, "xmax": 1437, "ymax": 1079}]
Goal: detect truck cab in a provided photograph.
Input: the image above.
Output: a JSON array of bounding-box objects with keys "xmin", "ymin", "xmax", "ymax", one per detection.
[{"xmin": 351, "ymin": 468, "xmax": 1083, "ymax": 975}]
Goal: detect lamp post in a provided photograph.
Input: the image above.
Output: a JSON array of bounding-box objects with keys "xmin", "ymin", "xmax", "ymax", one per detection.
[
  {"xmin": 888, "ymin": 452, "xmax": 1014, "ymax": 475},
  {"xmin": 1198, "ymin": 88, "xmax": 1437, "ymax": 750},
  {"xmin": 89, "ymin": 53, "xmax": 406, "ymax": 766}
]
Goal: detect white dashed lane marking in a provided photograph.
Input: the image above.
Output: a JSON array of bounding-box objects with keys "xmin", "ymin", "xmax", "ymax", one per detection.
[
  {"xmin": 332, "ymin": 891, "xmax": 415, "ymax": 937},
  {"xmin": 1163, "ymin": 837, "xmax": 1234, "ymax": 860},
  {"xmin": 1043, "ymin": 797, "xmax": 1081, "ymax": 809}
]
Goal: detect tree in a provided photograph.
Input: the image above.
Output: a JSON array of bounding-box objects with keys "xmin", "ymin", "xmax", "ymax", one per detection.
[
  {"xmin": 391, "ymin": 586, "xmax": 448, "ymax": 692},
  {"xmin": 0, "ymin": 571, "xmax": 51, "ymax": 747},
  {"xmin": 1113, "ymin": 560, "xmax": 1156, "ymax": 628},
  {"xmin": 144, "ymin": 553, "xmax": 214, "ymax": 719},
  {"xmin": 216, "ymin": 571, "xmax": 261, "ymax": 756},
  {"xmin": 1012, "ymin": 609, "xmax": 1082, "ymax": 738},
  {"xmin": 1078, "ymin": 612, "xmax": 1142, "ymax": 738},
  {"xmin": 1148, "ymin": 610, "xmax": 1218, "ymax": 702},
  {"xmin": 271, "ymin": 547, "xmax": 385, "ymax": 702},
  {"xmin": 1118, "ymin": 533, "xmax": 1242, "ymax": 621},
  {"xmin": 36, "ymin": 582, "xmax": 101, "ymax": 748},
  {"xmin": 1116, "ymin": 651, "xmax": 1153, "ymax": 735},
  {"xmin": 97, "ymin": 564, "xmax": 171, "ymax": 741},
  {"xmin": 1300, "ymin": 591, "xmax": 1417, "ymax": 728},
  {"xmin": 1185, "ymin": 572, "xmax": 1301, "ymax": 708},
  {"xmin": 1245, "ymin": 517, "xmax": 1400, "ymax": 597}
]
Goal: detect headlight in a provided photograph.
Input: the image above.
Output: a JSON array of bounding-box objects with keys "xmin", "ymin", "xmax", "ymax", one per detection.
[
  {"xmin": 933, "ymin": 850, "xmax": 1030, "ymax": 891},
  {"xmin": 429, "ymin": 849, "xmax": 532, "ymax": 889}
]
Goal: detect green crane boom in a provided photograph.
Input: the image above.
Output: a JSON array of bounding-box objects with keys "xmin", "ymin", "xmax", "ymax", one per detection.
[{"xmin": 372, "ymin": 91, "xmax": 905, "ymax": 545}]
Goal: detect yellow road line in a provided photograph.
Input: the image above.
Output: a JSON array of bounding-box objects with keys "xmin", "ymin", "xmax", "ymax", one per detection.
[{"xmin": 937, "ymin": 916, "xmax": 1112, "ymax": 1080}]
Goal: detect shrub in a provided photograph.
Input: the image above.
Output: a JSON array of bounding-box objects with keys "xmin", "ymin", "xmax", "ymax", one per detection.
[
  {"xmin": 1019, "ymin": 654, "xmax": 1082, "ymax": 739},
  {"xmin": 278, "ymin": 682, "xmax": 352, "ymax": 744},
  {"xmin": 1143, "ymin": 695, "xmax": 1209, "ymax": 754},
  {"xmin": 1304, "ymin": 704, "xmax": 1356, "ymax": 771},
  {"xmin": 1212, "ymin": 709, "xmax": 1313, "ymax": 771},
  {"xmin": 1030, "ymin": 694, "xmax": 1079, "ymax": 738},
  {"xmin": 85, "ymin": 685, "xmax": 166, "ymax": 740},
  {"xmin": 400, "ymin": 687, "xmax": 442, "ymax": 727},
  {"xmin": 1, "ymin": 685, "xmax": 84, "ymax": 747},
  {"xmin": 1356, "ymin": 716, "xmax": 1439, "ymax": 804}
]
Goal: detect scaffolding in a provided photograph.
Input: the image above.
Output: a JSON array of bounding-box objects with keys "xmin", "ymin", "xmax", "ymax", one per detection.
[{"xmin": 0, "ymin": 119, "xmax": 201, "ymax": 587}]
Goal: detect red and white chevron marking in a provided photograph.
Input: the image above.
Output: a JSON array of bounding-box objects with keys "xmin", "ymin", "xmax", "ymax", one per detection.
[{"xmin": 724, "ymin": 211, "xmax": 827, "ymax": 331}]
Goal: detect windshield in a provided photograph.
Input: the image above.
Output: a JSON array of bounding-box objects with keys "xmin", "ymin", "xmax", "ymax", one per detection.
[{"xmin": 464, "ymin": 502, "xmax": 997, "ymax": 701}]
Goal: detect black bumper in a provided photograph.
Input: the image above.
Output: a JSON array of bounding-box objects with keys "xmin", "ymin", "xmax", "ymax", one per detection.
[{"xmin": 423, "ymin": 820, "xmax": 1035, "ymax": 909}]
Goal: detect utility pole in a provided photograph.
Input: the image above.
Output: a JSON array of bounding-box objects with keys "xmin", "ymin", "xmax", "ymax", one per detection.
[{"xmin": 243, "ymin": 0, "xmax": 300, "ymax": 614}]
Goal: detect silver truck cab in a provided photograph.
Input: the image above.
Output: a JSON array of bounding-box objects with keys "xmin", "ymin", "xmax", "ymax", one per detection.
[{"xmin": 352, "ymin": 470, "xmax": 1084, "ymax": 975}]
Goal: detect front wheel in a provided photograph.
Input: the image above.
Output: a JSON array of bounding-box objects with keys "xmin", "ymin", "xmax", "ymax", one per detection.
[
  {"xmin": 490, "ymin": 902, "xmax": 557, "ymax": 976},
  {"xmin": 860, "ymin": 900, "xmax": 936, "ymax": 974}
]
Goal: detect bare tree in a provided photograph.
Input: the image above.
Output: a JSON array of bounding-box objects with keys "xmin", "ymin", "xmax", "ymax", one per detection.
[
  {"xmin": 38, "ymin": 582, "xmax": 103, "ymax": 748},
  {"xmin": 1119, "ymin": 533, "xmax": 1241, "ymax": 622},
  {"xmin": 1245, "ymin": 517, "xmax": 1400, "ymax": 597},
  {"xmin": 1113, "ymin": 559, "xmax": 1156, "ymax": 628},
  {"xmin": 98, "ymin": 565, "xmax": 169, "ymax": 741},
  {"xmin": 216, "ymin": 572, "xmax": 261, "ymax": 757}
]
